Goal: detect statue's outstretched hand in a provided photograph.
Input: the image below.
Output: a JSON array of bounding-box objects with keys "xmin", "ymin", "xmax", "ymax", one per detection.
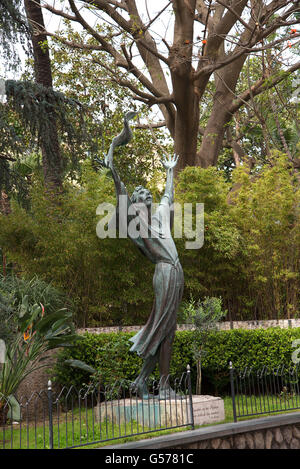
[{"xmin": 161, "ymin": 153, "xmax": 179, "ymax": 170}]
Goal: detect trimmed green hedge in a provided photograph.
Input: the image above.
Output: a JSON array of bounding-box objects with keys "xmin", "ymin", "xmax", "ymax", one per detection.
[{"xmin": 52, "ymin": 328, "xmax": 300, "ymax": 394}]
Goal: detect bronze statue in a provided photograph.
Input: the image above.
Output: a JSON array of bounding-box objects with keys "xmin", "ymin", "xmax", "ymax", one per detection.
[{"xmin": 96, "ymin": 112, "xmax": 184, "ymax": 399}]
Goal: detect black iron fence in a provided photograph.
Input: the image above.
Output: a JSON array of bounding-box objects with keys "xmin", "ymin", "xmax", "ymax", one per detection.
[
  {"xmin": 230, "ymin": 361, "xmax": 300, "ymax": 422},
  {"xmin": 0, "ymin": 366, "xmax": 194, "ymax": 449}
]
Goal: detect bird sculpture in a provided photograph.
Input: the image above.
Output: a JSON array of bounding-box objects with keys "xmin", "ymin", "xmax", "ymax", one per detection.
[{"xmin": 104, "ymin": 110, "xmax": 137, "ymax": 167}]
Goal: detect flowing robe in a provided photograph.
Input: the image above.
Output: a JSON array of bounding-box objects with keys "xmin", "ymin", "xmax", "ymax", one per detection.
[{"xmin": 126, "ymin": 194, "xmax": 184, "ymax": 359}]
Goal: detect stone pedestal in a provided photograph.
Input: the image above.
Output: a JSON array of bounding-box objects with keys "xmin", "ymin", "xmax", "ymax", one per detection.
[
  {"xmin": 191, "ymin": 395, "xmax": 225, "ymax": 425},
  {"xmin": 94, "ymin": 395, "xmax": 224, "ymax": 429}
]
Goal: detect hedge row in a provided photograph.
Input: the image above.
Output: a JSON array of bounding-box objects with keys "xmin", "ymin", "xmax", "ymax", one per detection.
[{"xmin": 52, "ymin": 328, "xmax": 300, "ymax": 394}]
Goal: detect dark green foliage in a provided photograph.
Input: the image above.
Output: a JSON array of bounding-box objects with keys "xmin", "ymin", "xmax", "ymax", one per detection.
[
  {"xmin": 0, "ymin": 159, "xmax": 10, "ymax": 194},
  {"xmin": 0, "ymin": 291, "xmax": 16, "ymax": 345},
  {"xmin": 52, "ymin": 328, "xmax": 300, "ymax": 394},
  {"xmin": 0, "ymin": 165, "xmax": 155, "ymax": 327},
  {"xmin": 53, "ymin": 332, "xmax": 143, "ymax": 389},
  {"xmin": 50, "ymin": 32, "xmax": 170, "ymax": 188},
  {"xmin": 0, "ymin": 157, "xmax": 31, "ymax": 209},
  {"xmin": 0, "ymin": 79, "xmax": 93, "ymax": 200},
  {"xmin": 5, "ymin": 80, "xmax": 87, "ymax": 164},
  {"xmin": 0, "ymin": 0, "xmax": 30, "ymax": 70},
  {"xmin": 0, "ymin": 107, "xmax": 25, "ymax": 156},
  {"xmin": 0, "ymin": 274, "xmax": 79, "ymax": 418}
]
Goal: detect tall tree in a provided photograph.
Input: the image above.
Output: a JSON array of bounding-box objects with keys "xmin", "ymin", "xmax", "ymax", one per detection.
[
  {"xmin": 42, "ymin": 0, "xmax": 300, "ymax": 171},
  {"xmin": 23, "ymin": 0, "xmax": 63, "ymax": 189}
]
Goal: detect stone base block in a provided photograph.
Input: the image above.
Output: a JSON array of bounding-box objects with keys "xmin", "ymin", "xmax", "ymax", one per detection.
[
  {"xmin": 94, "ymin": 395, "xmax": 224, "ymax": 429},
  {"xmin": 191, "ymin": 395, "xmax": 225, "ymax": 425}
]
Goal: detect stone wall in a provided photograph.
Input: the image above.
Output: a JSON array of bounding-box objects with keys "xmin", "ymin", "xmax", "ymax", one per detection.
[
  {"xmin": 102, "ymin": 412, "xmax": 300, "ymax": 450},
  {"xmin": 78, "ymin": 318, "xmax": 300, "ymax": 336},
  {"xmin": 16, "ymin": 349, "xmax": 59, "ymax": 421},
  {"xmin": 187, "ymin": 424, "xmax": 300, "ymax": 449}
]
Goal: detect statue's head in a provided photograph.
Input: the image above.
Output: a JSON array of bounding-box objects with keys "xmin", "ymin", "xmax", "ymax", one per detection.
[{"xmin": 131, "ymin": 185, "xmax": 152, "ymax": 208}]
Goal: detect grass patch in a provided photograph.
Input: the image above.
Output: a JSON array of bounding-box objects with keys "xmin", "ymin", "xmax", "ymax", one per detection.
[{"xmin": 0, "ymin": 406, "xmax": 192, "ymax": 449}]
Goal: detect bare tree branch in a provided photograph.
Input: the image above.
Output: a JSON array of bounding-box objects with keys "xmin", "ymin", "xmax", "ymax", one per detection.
[
  {"xmin": 42, "ymin": 2, "xmax": 77, "ymax": 21},
  {"xmin": 230, "ymin": 61, "xmax": 300, "ymax": 114},
  {"xmin": 135, "ymin": 121, "xmax": 166, "ymax": 129},
  {"xmin": 214, "ymin": 0, "xmax": 253, "ymax": 32}
]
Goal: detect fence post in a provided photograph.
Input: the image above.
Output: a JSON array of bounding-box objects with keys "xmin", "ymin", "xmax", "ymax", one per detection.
[
  {"xmin": 229, "ymin": 361, "xmax": 237, "ymax": 423},
  {"xmin": 187, "ymin": 364, "xmax": 194, "ymax": 430},
  {"xmin": 48, "ymin": 380, "xmax": 54, "ymax": 449}
]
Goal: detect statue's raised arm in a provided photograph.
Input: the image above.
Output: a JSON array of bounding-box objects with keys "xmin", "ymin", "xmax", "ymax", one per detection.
[
  {"xmin": 94, "ymin": 111, "xmax": 137, "ymax": 234},
  {"xmin": 161, "ymin": 153, "xmax": 179, "ymax": 205}
]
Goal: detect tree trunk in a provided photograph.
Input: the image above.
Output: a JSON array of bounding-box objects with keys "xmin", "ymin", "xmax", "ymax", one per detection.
[
  {"xmin": 196, "ymin": 97, "xmax": 232, "ymax": 167},
  {"xmin": 173, "ymin": 92, "xmax": 201, "ymax": 174},
  {"xmin": 24, "ymin": 0, "xmax": 63, "ymax": 190},
  {"xmin": 170, "ymin": 0, "xmax": 199, "ymax": 173},
  {"xmin": 196, "ymin": 54, "xmax": 247, "ymax": 168},
  {"xmin": 196, "ymin": 358, "xmax": 202, "ymax": 395},
  {"xmin": 0, "ymin": 191, "xmax": 11, "ymax": 278}
]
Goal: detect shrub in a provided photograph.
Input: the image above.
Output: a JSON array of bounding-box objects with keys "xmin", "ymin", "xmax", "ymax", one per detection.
[
  {"xmin": 53, "ymin": 332, "xmax": 143, "ymax": 389},
  {"xmin": 52, "ymin": 327, "xmax": 300, "ymax": 394},
  {"xmin": 179, "ymin": 296, "xmax": 227, "ymax": 394}
]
